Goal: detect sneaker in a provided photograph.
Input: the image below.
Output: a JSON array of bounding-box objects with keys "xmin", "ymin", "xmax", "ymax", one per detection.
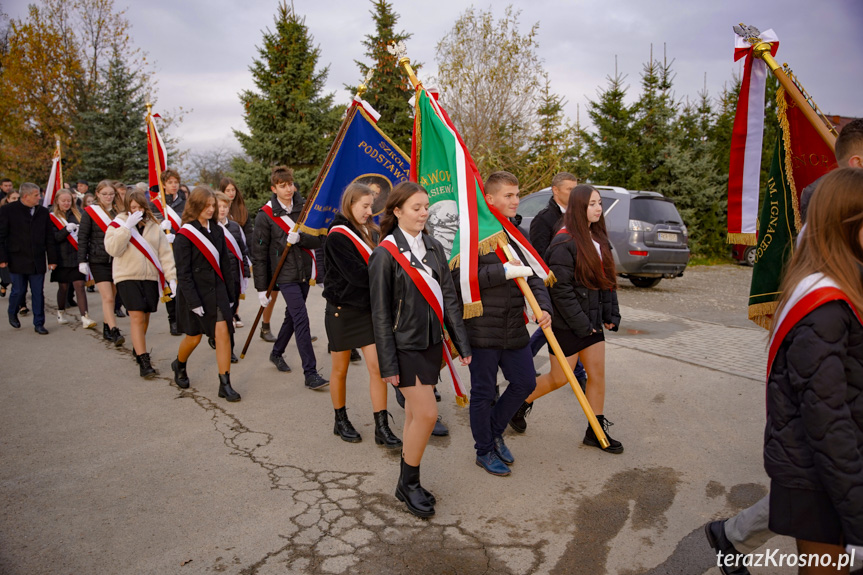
[
  {"xmin": 81, "ymin": 314, "xmax": 97, "ymax": 329},
  {"xmin": 57, "ymin": 311, "xmax": 69, "ymax": 325},
  {"xmin": 475, "ymin": 451, "xmax": 511, "ymax": 476},
  {"xmin": 269, "ymin": 353, "xmax": 292, "ymax": 372},
  {"xmin": 304, "ymin": 372, "xmax": 329, "ymax": 391},
  {"xmin": 233, "ymin": 314, "xmax": 243, "ymax": 328},
  {"xmin": 493, "ymin": 435, "xmax": 514, "ymax": 465},
  {"xmin": 583, "ymin": 415, "xmax": 623, "ymax": 454},
  {"xmin": 704, "ymin": 520, "xmax": 751, "ymax": 575}
]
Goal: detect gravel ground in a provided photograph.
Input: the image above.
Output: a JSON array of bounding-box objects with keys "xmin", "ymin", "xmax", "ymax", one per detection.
[{"xmin": 615, "ymin": 263, "xmax": 759, "ymax": 330}]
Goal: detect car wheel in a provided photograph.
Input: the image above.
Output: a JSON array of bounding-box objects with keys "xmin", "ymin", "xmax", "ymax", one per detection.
[
  {"xmin": 629, "ymin": 277, "xmax": 662, "ymax": 288},
  {"xmin": 744, "ymin": 246, "xmax": 756, "ymax": 267}
]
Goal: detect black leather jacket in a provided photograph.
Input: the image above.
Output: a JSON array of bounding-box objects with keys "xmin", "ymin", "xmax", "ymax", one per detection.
[{"xmin": 368, "ymin": 227, "xmax": 471, "ymax": 379}]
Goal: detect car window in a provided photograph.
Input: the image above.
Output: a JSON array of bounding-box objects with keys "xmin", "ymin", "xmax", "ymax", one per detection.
[
  {"xmin": 517, "ymin": 192, "xmax": 550, "ymax": 218},
  {"xmin": 599, "ymin": 195, "xmax": 619, "ymax": 216},
  {"xmin": 629, "ymin": 197, "xmax": 683, "ymax": 224}
]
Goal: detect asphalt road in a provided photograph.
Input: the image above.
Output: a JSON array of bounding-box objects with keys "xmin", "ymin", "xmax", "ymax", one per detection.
[{"xmin": 0, "ymin": 268, "xmax": 819, "ymax": 574}]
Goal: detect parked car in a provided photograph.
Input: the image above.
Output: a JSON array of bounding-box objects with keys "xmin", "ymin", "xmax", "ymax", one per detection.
[
  {"xmin": 731, "ymin": 243, "xmax": 757, "ymax": 266},
  {"xmin": 517, "ymin": 186, "xmax": 690, "ymax": 288}
]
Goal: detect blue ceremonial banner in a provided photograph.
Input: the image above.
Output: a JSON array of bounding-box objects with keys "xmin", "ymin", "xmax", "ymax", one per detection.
[{"xmin": 299, "ymin": 104, "xmax": 411, "ymax": 235}]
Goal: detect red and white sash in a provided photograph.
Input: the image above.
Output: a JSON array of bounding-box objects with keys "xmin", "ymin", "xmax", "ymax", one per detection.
[
  {"xmin": 218, "ymin": 221, "xmax": 246, "ymax": 295},
  {"xmin": 767, "ymin": 273, "xmax": 862, "ymax": 378},
  {"xmin": 109, "ymin": 216, "xmax": 167, "ymax": 291},
  {"xmin": 151, "ymin": 195, "xmax": 181, "ymax": 232},
  {"xmin": 329, "ymin": 225, "xmax": 373, "ymax": 264},
  {"xmin": 261, "ymin": 200, "xmax": 317, "ymax": 282},
  {"xmin": 381, "ymin": 235, "xmax": 468, "ymax": 405},
  {"xmin": 177, "ymin": 223, "xmax": 224, "ymax": 281},
  {"xmin": 84, "ymin": 205, "xmax": 112, "ymax": 233},
  {"xmin": 50, "ymin": 213, "xmax": 79, "ymax": 250}
]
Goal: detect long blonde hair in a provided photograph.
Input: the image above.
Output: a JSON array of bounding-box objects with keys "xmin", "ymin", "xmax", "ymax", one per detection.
[
  {"xmin": 52, "ymin": 188, "xmax": 81, "ymax": 222},
  {"xmin": 94, "ymin": 179, "xmax": 122, "ymax": 214},
  {"xmin": 771, "ymin": 167, "xmax": 863, "ymax": 336}
]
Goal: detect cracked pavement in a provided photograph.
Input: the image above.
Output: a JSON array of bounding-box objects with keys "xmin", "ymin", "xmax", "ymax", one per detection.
[{"xmin": 1, "ymin": 268, "xmax": 802, "ymax": 574}]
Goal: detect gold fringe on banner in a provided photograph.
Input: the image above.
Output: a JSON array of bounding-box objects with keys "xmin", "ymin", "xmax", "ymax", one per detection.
[
  {"xmin": 727, "ymin": 232, "xmax": 758, "ymax": 246},
  {"xmin": 748, "ymin": 301, "xmax": 777, "ymax": 330},
  {"xmin": 777, "ymin": 87, "xmax": 804, "ymax": 233}
]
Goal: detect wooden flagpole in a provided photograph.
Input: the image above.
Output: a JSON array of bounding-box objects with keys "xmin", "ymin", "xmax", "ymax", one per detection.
[
  {"xmin": 391, "ymin": 42, "xmax": 609, "ymax": 448},
  {"xmin": 240, "ymin": 74, "xmax": 373, "ymax": 359}
]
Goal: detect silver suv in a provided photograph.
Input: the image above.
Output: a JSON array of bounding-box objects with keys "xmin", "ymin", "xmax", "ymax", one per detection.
[{"xmin": 516, "ymin": 185, "xmax": 690, "ymax": 288}]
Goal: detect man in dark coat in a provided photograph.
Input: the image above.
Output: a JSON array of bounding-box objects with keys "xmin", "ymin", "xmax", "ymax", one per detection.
[
  {"xmin": 252, "ymin": 166, "xmax": 328, "ymax": 389},
  {"xmin": 454, "ymin": 171, "xmax": 553, "ymax": 476},
  {"xmin": 0, "ymin": 183, "xmax": 58, "ymax": 333}
]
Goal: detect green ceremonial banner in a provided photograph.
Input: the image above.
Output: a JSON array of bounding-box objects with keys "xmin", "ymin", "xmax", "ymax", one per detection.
[{"xmin": 413, "ymin": 89, "xmax": 505, "ymax": 265}]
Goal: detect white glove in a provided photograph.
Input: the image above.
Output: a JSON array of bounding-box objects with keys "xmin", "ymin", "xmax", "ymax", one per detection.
[
  {"xmin": 287, "ymin": 231, "xmax": 300, "ymax": 245},
  {"xmin": 160, "ymin": 219, "xmax": 173, "ymax": 231},
  {"xmin": 65, "ymin": 222, "xmax": 78, "ymax": 233},
  {"xmin": 258, "ymin": 291, "xmax": 271, "ymax": 307},
  {"xmin": 169, "ymin": 280, "xmax": 177, "ymax": 299},
  {"xmin": 123, "ymin": 210, "xmax": 144, "ymax": 229},
  {"xmin": 78, "ymin": 263, "xmax": 90, "ymax": 276},
  {"xmin": 503, "ymin": 262, "xmax": 534, "ymax": 280},
  {"xmin": 166, "ymin": 233, "xmax": 175, "ymax": 244},
  {"xmin": 192, "ymin": 306, "xmax": 204, "ymax": 317}
]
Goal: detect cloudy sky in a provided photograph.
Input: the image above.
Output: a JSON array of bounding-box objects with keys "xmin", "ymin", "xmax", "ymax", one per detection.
[{"xmin": 7, "ymin": 0, "xmax": 863, "ymax": 154}]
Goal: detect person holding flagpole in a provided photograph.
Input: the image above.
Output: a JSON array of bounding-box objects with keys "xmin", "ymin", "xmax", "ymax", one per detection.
[
  {"xmin": 252, "ymin": 166, "xmax": 328, "ymax": 390},
  {"xmin": 150, "ymin": 168, "xmax": 185, "ymax": 336},
  {"xmin": 762, "ymin": 167, "xmax": 863, "ymax": 568},
  {"xmin": 369, "ymin": 181, "xmax": 472, "ymax": 518},
  {"xmin": 78, "ymin": 180, "xmax": 125, "ymax": 345},
  {"xmin": 104, "ymin": 190, "xmax": 176, "ymax": 379},
  {"xmin": 49, "ymin": 188, "xmax": 96, "ymax": 329},
  {"xmin": 323, "ymin": 183, "xmax": 401, "ymax": 448},
  {"xmin": 170, "ymin": 187, "xmax": 240, "ymax": 401}
]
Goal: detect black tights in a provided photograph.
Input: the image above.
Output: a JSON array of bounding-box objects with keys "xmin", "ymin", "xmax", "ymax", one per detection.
[{"xmin": 58, "ymin": 281, "xmax": 88, "ymax": 315}]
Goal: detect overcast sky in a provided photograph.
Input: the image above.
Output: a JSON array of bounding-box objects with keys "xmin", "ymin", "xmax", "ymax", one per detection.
[{"xmin": 7, "ymin": 0, "xmax": 863, "ymax": 154}]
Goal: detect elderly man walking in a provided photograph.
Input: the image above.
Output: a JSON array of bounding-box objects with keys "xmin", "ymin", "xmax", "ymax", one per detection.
[{"xmin": 0, "ymin": 182, "xmax": 58, "ymax": 333}]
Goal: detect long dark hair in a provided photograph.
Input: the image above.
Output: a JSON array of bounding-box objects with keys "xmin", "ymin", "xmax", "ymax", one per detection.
[
  {"xmin": 182, "ymin": 186, "xmax": 218, "ymax": 225},
  {"xmin": 219, "ymin": 177, "xmax": 249, "ymax": 227},
  {"xmin": 340, "ymin": 183, "xmax": 379, "ymax": 248},
  {"xmin": 379, "ymin": 181, "xmax": 428, "ymax": 238},
  {"xmin": 561, "ymin": 185, "xmax": 616, "ymax": 290}
]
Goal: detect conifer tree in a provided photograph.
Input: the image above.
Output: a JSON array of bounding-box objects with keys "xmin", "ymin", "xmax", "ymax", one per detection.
[
  {"xmin": 231, "ymin": 1, "xmax": 341, "ymax": 204},
  {"xmin": 583, "ymin": 67, "xmax": 638, "ymax": 187},
  {"xmin": 75, "ymin": 47, "xmax": 148, "ymax": 182},
  {"xmin": 518, "ymin": 75, "xmax": 573, "ymax": 192},
  {"xmin": 348, "ymin": 0, "xmax": 418, "ymax": 152}
]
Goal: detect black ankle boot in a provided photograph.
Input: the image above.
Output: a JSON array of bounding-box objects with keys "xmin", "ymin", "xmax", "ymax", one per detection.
[
  {"xmin": 333, "ymin": 407, "xmax": 361, "ymax": 443},
  {"xmin": 110, "ymin": 326, "xmax": 125, "ymax": 346},
  {"xmin": 373, "ymin": 410, "xmax": 402, "ymax": 449},
  {"xmin": 137, "ymin": 352, "xmax": 156, "ymax": 379},
  {"xmin": 395, "ymin": 457, "xmax": 435, "ymax": 517},
  {"xmin": 103, "ymin": 323, "xmax": 114, "ymax": 342},
  {"xmin": 583, "ymin": 415, "xmax": 624, "ymax": 454},
  {"xmin": 218, "ymin": 373, "xmax": 241, "ymax": 402},
  {"xmin": 259, "ymin": 322, "xmax": 276, "ymax": 342},
  {"xmin": 508, "ymin": 401, "xmax": 533, "ymax": 433},
  {"xmin": 171, "ymin": 358, "xmax": 190, "ymax": 389}
]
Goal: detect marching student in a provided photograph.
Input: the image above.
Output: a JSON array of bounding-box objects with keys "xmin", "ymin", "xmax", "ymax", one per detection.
[
  {"xmin": 212, "ymin": 191, "xmax": 249, "ymax": 362},
  {"xmin": 252, "ymin": 166, "xmax": 328, "ymax": 390},
  {"xmin": 515, "ymin": 184, "xmax": 623, "ymax": 454},
  {"xmin": 763, "ymin": 167, "xmax": 863, "ymax": 571},
  {"xmin": 78, "ymin": 180, "xmax": 125, "ymax": 345},
  {"xmin": 369, "ymin": 181, "xmax": 472, "ymax": 518},
  {"xmin": 50, "ymin": 188, "xmax": 96, "ymax": 328},
  {"xmin": 324, "ymin": 183, "xmax": 401, "ymax": 447},
  {"xmin": 219, "ymin": 177, "xmax": 253, "ymax": 328},
  {"xmin": 104, "ymin": 190, "xmax": 177, "ymax": 379},
  {"xmin": 454, "ymin": 171, "xmax": 553, "ymax": 476},
  {"xmin": 171, "ymin": 187, "xmax": 240, "ymax": 402},
  {"xmin": 152, "ymin": 168, "xmax": 185, "ymax": 336},
  {"xmin": 111, "ymin": 181, "xmax": 128, "ymax": 319}
]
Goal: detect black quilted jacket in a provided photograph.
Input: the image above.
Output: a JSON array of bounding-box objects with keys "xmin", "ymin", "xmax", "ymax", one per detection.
[{"xmin": 764, "ymin": 300, "xmax": 863, "ymax": 545}]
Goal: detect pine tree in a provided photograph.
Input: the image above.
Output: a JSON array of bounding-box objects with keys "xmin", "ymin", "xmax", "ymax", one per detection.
[
  {"xmin": 518, "ymin": 75, "xmax": 573, "ymax": 192},
  {"xmin": 583, "ymin": 66, "xmax": 638, "ymax": 187},
  {"xmin": 348, "ymin": 0, "xmax": 418, "ymax": 152},
  {"xmin": 75, "ymin": 47, "xmax": 148, "ymax": 182},
  {"xmin": 564, "ymin": 103, "xmax": 595, "ymax": 184},
  {"xmin": 231, "ymin": 1, "xmax": 342, "ymax": 203}
]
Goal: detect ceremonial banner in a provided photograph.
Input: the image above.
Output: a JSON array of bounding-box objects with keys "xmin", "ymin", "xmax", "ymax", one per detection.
[
  {"xmin": 298, "ymin": 98, "xmax": 410, "ymax": 235},
  {"xmin": 147, "ymin": 113, "xmax": 167, "ymax": 192},
  {"xmin": 42, "ymin": 140, "xmax": 63, "ymax": 208},
  {"xmin": 748, "ymin": 87, "xmax": 836, "ymax": 329}
]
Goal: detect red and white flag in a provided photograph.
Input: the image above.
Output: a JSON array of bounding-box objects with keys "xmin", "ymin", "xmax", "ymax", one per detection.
[
  {"xmin": 727, "ymin": 29, "xmax": 779, "ymax": 245},
  {"xmin": 42, "ymin": 141, "xmax": 63, "ymax": 208},
  {"xmin": 147, "ymin": 113, "xmax": 167, "ymax": 192}
]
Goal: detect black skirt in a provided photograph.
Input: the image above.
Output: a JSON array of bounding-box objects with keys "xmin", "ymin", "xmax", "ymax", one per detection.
[
  {"xmin": 325, "ymin": 302, "xmax": 375, "ymax": 351},
  {"xmin": 550, "ymin": 326, "xmax": 605, "ymax": 356},
  {"xmin": 180, "ymin": 305, "xmax": 227, "ymax": 338},
  {"xmin": 50, "ymin": 266, "xmax": 85, "ymax": 283},
  {"xmin": 396, "ymin": 341, "xmax": 443, "ymax": 388},
  {"xmin": 769, "ymin": 481, "xmax": 843, "ymax": 545},
  {"xmin": 116, "ymin": 280, "xmax": 160, "ymax": 313},
  {"xmin": 89, "ymin": 263, "xmax": 113, "ymax": 284}
]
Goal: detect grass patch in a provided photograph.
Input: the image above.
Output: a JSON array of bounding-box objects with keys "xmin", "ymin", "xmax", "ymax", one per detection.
[{"xmin": 688, "ymin": 255, "xmax": 737, "ymax": 266}]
